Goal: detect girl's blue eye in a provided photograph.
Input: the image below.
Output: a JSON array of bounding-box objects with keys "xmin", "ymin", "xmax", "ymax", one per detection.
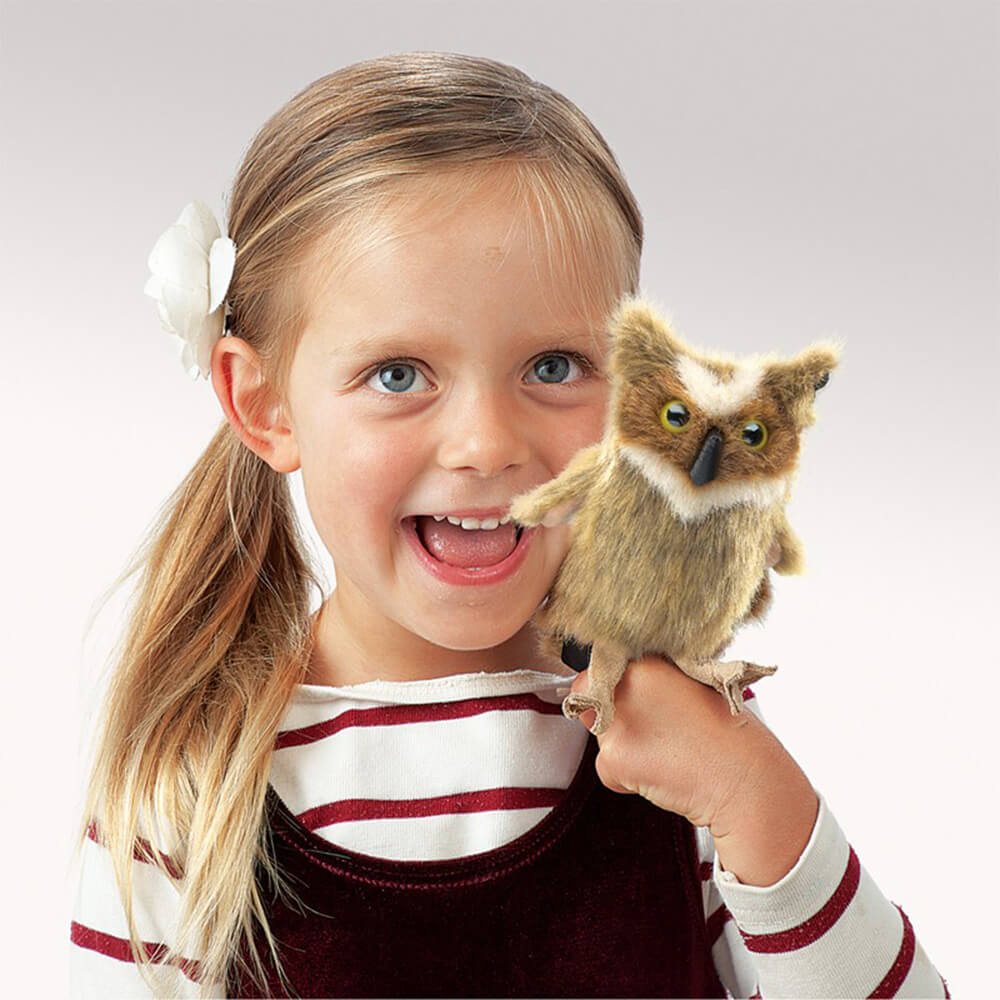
[
  {"xmin": 366, "ymin": 361, "xmax": 432, "ymax": 394},
  {"xmin": 526, "ymin": 353, "xmax": 589, "ymax": 385},
  {"xmin": 363, "ymin": 350, "xmax": 593, "ymax": 396}
]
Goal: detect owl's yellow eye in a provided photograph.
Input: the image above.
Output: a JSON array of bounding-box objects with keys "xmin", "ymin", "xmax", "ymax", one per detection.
[
  {"xmin": 741, "ymin": 419, "xmax": 768, "ymax": 449},
  {"xmin": 660, "ymin": 400, "xmax": 691, "ymax": 433}
]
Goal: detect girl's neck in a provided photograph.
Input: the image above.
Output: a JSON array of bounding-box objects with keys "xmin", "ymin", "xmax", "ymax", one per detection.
[{"xmin": 304, "ymin": 587, "xmax": 570, "ymax": 687}]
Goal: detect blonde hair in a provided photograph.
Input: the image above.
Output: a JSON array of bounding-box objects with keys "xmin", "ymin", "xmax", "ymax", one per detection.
[{"xmin": 75, "ymin": 50, "xmax": 643, "ymax": 997}]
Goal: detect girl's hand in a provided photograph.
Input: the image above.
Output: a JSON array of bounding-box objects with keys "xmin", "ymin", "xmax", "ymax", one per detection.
[{"xmin": 568, "ymin": 655, "xmax": 819, "ymax": 885}]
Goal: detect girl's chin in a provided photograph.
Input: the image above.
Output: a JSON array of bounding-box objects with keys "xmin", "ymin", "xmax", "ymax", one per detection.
[
  {"xmin": 412, "ymin": 610, "xmax": 535, "ymax": 651},
  {"xmin": 404, "ymin": 586, "xmax": 554, "ymax": 655}
]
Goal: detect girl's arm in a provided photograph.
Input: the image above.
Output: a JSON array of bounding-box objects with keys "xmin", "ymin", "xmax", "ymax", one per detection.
[
  {"xmin": 567, "ymin": 662, "xmax": 949, "ymax": 998},
  {"xmin": 692, "ymin": 695, "xmax": 949, "ymax": 998},
  {"xmin": 69, "ymin": 822, "xmax": 225, "ymax": 998}
]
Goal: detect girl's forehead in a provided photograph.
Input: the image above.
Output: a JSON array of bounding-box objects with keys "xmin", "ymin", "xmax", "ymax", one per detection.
[
  {"xmin": 301, "ymin": 191, "xmax": 619, "ymax": 328},
  {"xmin": 288, "ymin": 163, "xmax": 631, "ymax": 368},
  {"xmin": 310, "ymin": 163, "xmax": 617, "ymax": 268},
  {"xmin": 296, "ymin": 247, "xmax": 613, "ymax": 365},
  {"xmin": 302, "ymin": 282, "xmax": 609, "ymax": 357}
]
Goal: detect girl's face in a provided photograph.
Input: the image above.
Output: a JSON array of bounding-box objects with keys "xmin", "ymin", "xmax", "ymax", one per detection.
[{"xmin": 282, "ymin": 171, "xmax": 619, "ymax": 683}]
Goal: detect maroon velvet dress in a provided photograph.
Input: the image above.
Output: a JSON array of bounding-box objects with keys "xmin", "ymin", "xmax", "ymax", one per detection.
[{"xmin": 227, "ymin": 733, "xmax": 726, "ymax": 998}]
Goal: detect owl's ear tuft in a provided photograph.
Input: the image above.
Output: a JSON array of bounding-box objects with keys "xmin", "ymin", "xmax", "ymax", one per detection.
[
  {"xmin": 763, "ymin": 337, "xmax": 844, "ymax": 428},
  {"xmin": 608, "ymin": 294, "xmax": 686, "ymax": 382}
]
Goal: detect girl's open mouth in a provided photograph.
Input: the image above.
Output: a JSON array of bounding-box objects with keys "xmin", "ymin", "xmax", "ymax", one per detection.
[{"xmin": 402, "ymin": 515, "xmax": 535, "ymax": 587}]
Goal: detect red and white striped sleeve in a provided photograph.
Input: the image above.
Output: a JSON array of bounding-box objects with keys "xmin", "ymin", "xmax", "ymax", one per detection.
[
  {"xmin": 68, "ymin": 821, "xmax": 225, "ymax": 998},
  {"xmin": 694, "ymin": 694, "xmax": 949, "ymax": 998}
]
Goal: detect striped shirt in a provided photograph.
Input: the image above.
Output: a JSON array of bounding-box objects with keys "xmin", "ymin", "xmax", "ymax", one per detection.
[{"xmin": 70, "ymin": 668, "xmax": 948, "ymax": 998}]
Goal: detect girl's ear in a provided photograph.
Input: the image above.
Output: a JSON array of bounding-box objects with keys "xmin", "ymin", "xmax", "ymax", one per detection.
[{"xmin": 211, "ymin": 335, "xmax": 301, "ymax": 474}]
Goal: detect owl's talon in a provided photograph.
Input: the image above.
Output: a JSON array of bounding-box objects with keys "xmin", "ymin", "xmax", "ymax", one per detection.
[
  {"xmin": 720, "ymin": 680, "xmax": 745, "ymax": 716},
  {"xmin": 711, "ymin": 660, "xmax": 777, "ymax": 715},
  {"xmin": 562, "ymin": 693, "xmax": 613, "ymax": 735}
]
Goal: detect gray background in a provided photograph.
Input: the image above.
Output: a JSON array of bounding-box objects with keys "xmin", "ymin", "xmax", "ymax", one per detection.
[{"xmin": 3, "ymin": 0, "xmax": 995, "ymax": 993}]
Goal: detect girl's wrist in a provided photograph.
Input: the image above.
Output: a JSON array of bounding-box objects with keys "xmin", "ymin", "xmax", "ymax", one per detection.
[{"xmin": 708, "ymin": 726, "xmax": 820, "ymax": 887}]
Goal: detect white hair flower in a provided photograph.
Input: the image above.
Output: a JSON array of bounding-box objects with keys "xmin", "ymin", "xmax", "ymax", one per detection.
[{"xmin": 143, "ymin": 200, "xmax": 237, "ymax": 379}]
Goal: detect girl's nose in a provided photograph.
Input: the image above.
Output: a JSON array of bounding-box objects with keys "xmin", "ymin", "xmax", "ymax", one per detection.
[{"xmin": 436, "ymin": 387, "xmax": 531, "ymax": 477}]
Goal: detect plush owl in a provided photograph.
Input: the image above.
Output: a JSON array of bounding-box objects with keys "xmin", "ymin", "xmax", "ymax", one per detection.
[{"xmin": 508, "ymin": 295, "xmax": 842, "ymax": 735}]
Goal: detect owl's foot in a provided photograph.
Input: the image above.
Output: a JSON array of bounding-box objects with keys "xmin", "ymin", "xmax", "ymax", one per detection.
[
  {"xmin": 561, "ymin": 639, "xmax": 630, "ymax": 735},
  {"xmin": 562, "ymin": 693, "xmax": 614, "ymax": 735},
  {"xmin": 711, "ymin": 660, "xmax": 778, "ymax": 716}
]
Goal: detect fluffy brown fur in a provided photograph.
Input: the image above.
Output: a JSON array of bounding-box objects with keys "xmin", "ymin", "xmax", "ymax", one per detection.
[{"xmin": 509, "ymin": 295, "xmax": 842, "ymax": 734}]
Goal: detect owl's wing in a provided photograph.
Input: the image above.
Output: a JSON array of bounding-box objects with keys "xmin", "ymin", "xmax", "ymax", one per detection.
[
  {"xmin": 508, "ymin": 443, "xmax": 605, "ymax": 527},
  {"xmin": 772, "ymin": 510, "xmax": 806, "ymax": 575}
]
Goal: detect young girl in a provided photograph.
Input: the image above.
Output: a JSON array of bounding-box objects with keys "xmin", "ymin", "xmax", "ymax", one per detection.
[{"xmin": 69, "ymin": 51, "xmax": 948, "ymax": 999}]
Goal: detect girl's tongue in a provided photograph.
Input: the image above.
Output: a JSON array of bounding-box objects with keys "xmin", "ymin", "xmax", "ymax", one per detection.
[{"xmin": 416, "ymin": 516, "xmax": 518, "ymax": 567}]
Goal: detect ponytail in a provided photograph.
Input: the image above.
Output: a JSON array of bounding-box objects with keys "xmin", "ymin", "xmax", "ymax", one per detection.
[{"xmin": 76, "ymin": 421, "xmax": 324, "ymax": 996}]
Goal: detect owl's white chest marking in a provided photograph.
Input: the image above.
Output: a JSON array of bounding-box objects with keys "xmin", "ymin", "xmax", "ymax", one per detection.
[
  {"xmin": 619, "ymin": 443, "xmax": 786, "ymax": 522},
  {"xmin": 675, "ymin": 354, "xmax": 764, "ymax": 417}
]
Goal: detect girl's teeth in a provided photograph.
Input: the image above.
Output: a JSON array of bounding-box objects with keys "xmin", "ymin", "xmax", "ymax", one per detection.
[{"xmin": 428, "ymin": 514, "xmax": 510, "ymax": 531}]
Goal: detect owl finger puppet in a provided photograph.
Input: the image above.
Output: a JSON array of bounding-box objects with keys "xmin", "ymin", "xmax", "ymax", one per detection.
[{"xmin": 508, "ymin": 295, "xmax": 842, "ymax": 734}]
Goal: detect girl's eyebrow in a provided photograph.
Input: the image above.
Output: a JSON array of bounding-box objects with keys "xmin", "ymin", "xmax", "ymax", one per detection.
[
  {"xmin": 333, "ymin": 332, "xmax": 449, "ymax": 357},
  {"xmin": 333, "ymin": 327, "xmax": 603, "ymax": 358}
]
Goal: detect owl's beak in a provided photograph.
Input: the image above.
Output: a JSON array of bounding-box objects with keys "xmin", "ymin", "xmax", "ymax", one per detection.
[{"xmin": 689, "ymin": 428, "xmax": 723, "ymax": 485}]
